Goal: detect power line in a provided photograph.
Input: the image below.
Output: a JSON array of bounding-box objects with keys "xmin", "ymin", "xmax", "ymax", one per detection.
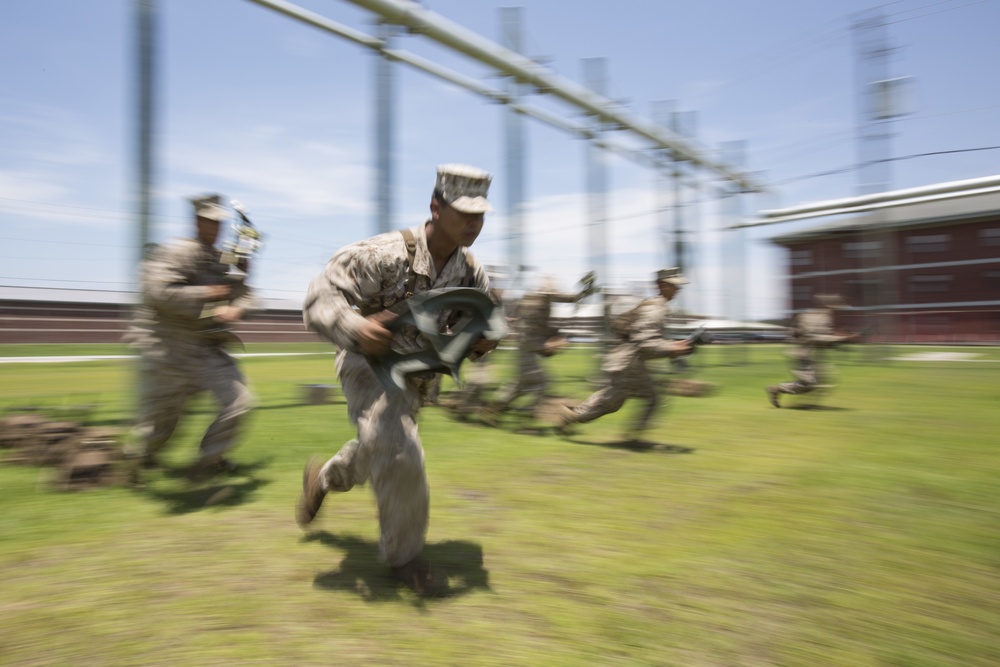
[
  {"xmin": 772, "ymin": 145, "xmax": 1000, "ymax": 185},
  {"xmin": 899, "ymin": 104, "xmax": 1000, "ymax": 123},
  {"xmin": 0, "ymin": 256, "xmax": 120, "ymax": 262},
  {"xmin": 0, "ymin": 235, "xmax": 130, "ymax": 248},
  {"xmin": 0, "ymin": 276, "xmax": 131, "ymax": 286},
  {"xmin": 0, "ymin": 202, "xmax": 132, "ymax": 222},
  {"xmin": 0, "ymin": 284, "xmax": 133, "ymax": 294},
  {"xmin": 885, "ymin": 0, "xmax": 964, "ymax": 18},
  {"xmin": 882, "ymin": 145, "xmax": 1000, "ymax": 161},
  {"xmin": 886, "ymin": 0, "xmax": 988, "ymax": 24}
]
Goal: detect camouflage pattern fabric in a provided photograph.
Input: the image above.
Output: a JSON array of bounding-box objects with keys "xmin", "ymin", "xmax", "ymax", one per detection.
[
  {"xmin": 570, "ymin": 295, "xmax": 677, "ymax": 434},
  {"xmin": 493, "ymin": 286, "xmax": 588, "ymax": 410},
  {"xmin": 773, "ymin": 308, "xmax": 849, "ymax": 396},
  {"xmin": 303, "ymin": 222, "xmax": 490, "ymax": 568},
  {"xmin": 124, "ymin": 238, "xmax": 256, "ymax": 463}
]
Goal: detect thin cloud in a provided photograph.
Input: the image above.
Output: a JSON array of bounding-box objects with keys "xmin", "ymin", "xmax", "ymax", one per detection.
[{"xmin": 167, "ymin": 127, "xmax": 373, "ymax": 218}]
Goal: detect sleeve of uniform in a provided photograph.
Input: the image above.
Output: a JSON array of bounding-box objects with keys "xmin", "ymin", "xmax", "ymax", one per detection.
[
  {"xmin": 230, "ymin": 282, "xmax": 258, "ymax": 314},
  {"xmin": 142, "ymin": 242, "xmax": 219, "ymax": 320},
  {"xmin": 549, "ymin": 289, "xmax": 586, "ymax": 304},
  {"xmin": 303, "ymin": 241, "xmax": 388, "ymax": 351},
  {"xmin": 631, "ymin": 300, "xmax": 677, "ymax": 359}
]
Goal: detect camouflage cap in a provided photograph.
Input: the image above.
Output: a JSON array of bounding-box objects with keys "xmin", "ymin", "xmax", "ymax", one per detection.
[
  {"xmin": 815, "ymin": 293, "xmax": 848, "ymax": 309},
  {"xmin": 656, "ymin": 267, "xmax": 689, "ymax": 286},
  {"xmin": 190, "ymin": 194, "xmax": 229, "ymax": 222},
  {"xmin": 435, "ymin": 164, "xmax": 493, "ymax": 214}
]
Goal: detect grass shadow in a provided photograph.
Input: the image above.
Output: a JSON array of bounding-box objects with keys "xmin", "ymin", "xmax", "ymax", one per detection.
[
  {"xmin": 785, "ymin": 404, "xmax": 852, "ymax": 411},
  {"xmin": 140, "ymin": 458, "xmax": 273, "ymax": 514},
  {"xmin": 565, "ymin": 436, "xmax": 696, "ymax": 454},
  {"xmin": 142, "ymin": 476, "xmax": 272, "ymax": 514},
  {"xmin": 158, "ymin": 457, "xmax": 273, "ymax": 481},
  {"xmin": 305, "ymin": 530, "xmax": 491, "ymax": 605}
]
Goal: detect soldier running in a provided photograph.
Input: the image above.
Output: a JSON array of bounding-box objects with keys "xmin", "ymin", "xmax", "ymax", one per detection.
[
  {"xmin": 556, "ymin": 268, "xmax": 692, "ymax": 441},
  {"xmin": 123, "ymin": 194, "xmax": 256, "ymax": 481},
  {"xmin": 296, "ymin": 164, "xmax": 498, "ymax": 596}
]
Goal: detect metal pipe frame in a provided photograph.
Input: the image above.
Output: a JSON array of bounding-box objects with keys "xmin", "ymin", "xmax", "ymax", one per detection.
[{"xmin": 245, "ymin": 0, "xmax": 762, "ymax": 190}]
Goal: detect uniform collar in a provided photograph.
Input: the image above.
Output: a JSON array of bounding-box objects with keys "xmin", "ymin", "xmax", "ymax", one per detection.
[{"xmin": 411, "ymin": 220, "xmax": 466, "ymax": 284}]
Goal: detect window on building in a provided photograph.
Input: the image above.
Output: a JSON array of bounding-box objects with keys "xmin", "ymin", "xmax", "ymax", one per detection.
[
  {"xmin": 909, "ymin": 274, "xmax": 953, "ymax": 293},
  {"xmin": 905, "ymin": 234, "xmax": 951, "ymax": 253},
  {"xmin": 842, "ymin": 240, "xmax": 882, "ymax": 259},
  {"xmin": 790, "ymin": 249, "xmax": 812, "ymax": 267},
  {"xmin": 846, "ymin": 279, "xmax": 882, "ymax": 304},
  {"xmin": 983, "ymin": 270, "xmax": 1000, "ymax": 289},
  {"xmin": 979, "ymin": 228, "xmax": 1000, "ymax": 246}
]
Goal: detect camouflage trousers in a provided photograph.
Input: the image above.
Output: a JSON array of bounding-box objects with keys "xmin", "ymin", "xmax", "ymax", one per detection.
[
  {"xmin": 494, "ymin": 347, "xmax": 546, "ymax": 408},
  {"xmin": 571, "ymin": 363, "xmax": 661, "ymax": 434},
  {"xmin": 774, "ymin": 361, "xmax": 829, "ymax": 395},
  {"xmin": 127, "ymin": 346, "xmax": 253, "ymax": 462},
  {"xmin": 320, "ymin": 350, "xmax": 429, "ymax": 568}
]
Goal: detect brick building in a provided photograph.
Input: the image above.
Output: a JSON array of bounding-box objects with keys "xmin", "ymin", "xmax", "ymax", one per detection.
[{"xmin": 769, "ymin": 186, "xmax": 1000, "ymax": 344}]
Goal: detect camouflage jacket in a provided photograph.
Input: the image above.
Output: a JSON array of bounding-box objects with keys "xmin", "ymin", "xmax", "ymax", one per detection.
[
  {"xmin": 516, "ymin": 288, "xmax": 587, "ymax": 353},
  {"xmin": 602, "ymin": 296, "xmax": 678, "ymax": 373},
  {"xmin": 125, "ymin": 238, "xmax": 256, "ymax": 356},
  {"xmin": 787, "ymin": 308, "xmax": 853, "ymax": 361},
  {"xmin": 303, "ymin": 222, "xmax": 489, "ymax": 355}
]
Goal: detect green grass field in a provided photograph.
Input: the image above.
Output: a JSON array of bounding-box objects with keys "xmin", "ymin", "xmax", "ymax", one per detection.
[{"xmin": 1, "ymin": 343, "xmax": 998, "ymax": 666}]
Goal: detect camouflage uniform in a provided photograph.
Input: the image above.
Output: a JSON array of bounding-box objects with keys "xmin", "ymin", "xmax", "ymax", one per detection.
[
  {"xmin": 302, "ymin": 221, "xmax": 489, "ymax": 568},
  {"xmin": 771, "ymin": 308, "xmax": 850, "ymax": 397},
  {"xmin": 124, "ymin": 238, "xmax": 256, "ymax": 466},
  {"xmin": 567, "ymin": 295, "xmax": 677, "ymax": 435},
  {"xmin": 493, "ymin": 284, "xmax": 588, "ymax": 410}
]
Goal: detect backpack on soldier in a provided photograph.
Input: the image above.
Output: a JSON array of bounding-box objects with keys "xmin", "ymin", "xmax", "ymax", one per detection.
[{"xmin": 608, "ymin": 297, "xmax": 652, "ymax": 339}]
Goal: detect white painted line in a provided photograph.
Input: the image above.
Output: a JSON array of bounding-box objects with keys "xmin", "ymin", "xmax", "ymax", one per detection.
[{"xmin": 0, "ymin": 352, "xmax": 334, "ymax": 364}]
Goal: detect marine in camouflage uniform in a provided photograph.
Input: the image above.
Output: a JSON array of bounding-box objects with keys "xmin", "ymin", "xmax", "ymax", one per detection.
[
  {"xmin": 124, "ymin": 195, "xmax": 256, "ymax": 477},
  {"xmin": 485, "ymin": 277, "xmax": 593, "ymax": 419},
  {"xmin": 557, "ymin": 268, "xmax": 692, "ymax": 439},
  {"xmin": 767, "ymin": 294, "xmax": 859, "ymax": 407},
  {"xmin": 296, "ymin": 164, "xmax": 495, "ymax": 595}
]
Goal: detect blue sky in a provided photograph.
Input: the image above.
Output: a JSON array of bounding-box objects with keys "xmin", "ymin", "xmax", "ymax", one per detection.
[{"xmin": 1, "ymin": 0, "xmax": 998, "ymax": 318}]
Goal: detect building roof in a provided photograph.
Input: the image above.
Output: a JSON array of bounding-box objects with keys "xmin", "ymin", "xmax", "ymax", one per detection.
[{"xmin": 768, "ymin": 182, "xmax": 1000, "ymax": 246}]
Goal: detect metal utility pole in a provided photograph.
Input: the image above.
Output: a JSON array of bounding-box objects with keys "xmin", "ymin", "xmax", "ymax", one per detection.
[
  {"xmin": 853, "ymin": 10, "xmax": 910, "ymax": 349},
  {"xmin": 719, "ymin": 140, "xmax": 747, "ymax": 319},
  {"xmin": 653, "ymin": 101, "xmax": 676, "ymax": 271},
  {"xmin": 583, "ymin": 57, "xmax": 608, "ymax": 295},
  {"xmin": 853, "ymin": 10, "xmax": 897, "ymax": 196},
  {"xmin": 374, "ymin": 21, "xmax": 396, "ymax": 234},
  {"xmin": 718, "ymin": 178, "xmax": 747, "ymax": 365},
  {"xmin": 500, "ymin": 7, "xmax": 526, "ymax": 293},
  {"xmin": 654, "ymin": 102, "xmax": 699, "ymax": 311},
  {"xmin": 134, "ymin": 0, "xmax": 156, "ymax": 262}
]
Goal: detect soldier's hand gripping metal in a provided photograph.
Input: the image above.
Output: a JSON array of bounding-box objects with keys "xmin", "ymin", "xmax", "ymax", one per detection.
[
  {"xmin": 365, "ymin": 287, "xmax": 507, "ymax": 393},
  {"xmin": 682, "ymin": 325, "xmax": 711, "ymax": 355},
  {"xmin": 227, "ymin": 200, "xmax": 264, "ymax": 278}
]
